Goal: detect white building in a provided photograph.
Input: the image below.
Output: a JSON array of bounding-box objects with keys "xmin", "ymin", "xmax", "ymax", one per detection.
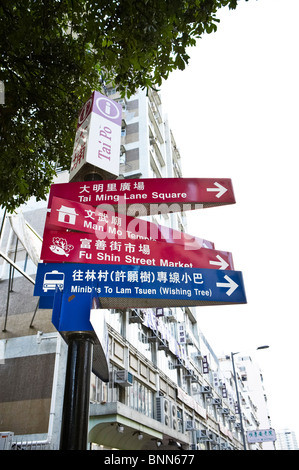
[
  {"xmin": 219, "ymin": 354, "xmax": 275, "ymax": 450},
  {"xmin": 276, "ymin": 429, "xmax": 298, "ymax": 450}
]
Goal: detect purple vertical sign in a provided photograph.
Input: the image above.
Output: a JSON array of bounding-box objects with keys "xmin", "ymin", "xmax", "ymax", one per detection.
[{"xmin": 70, "ymin": 91, "xmax": 122, "ymax": 181}]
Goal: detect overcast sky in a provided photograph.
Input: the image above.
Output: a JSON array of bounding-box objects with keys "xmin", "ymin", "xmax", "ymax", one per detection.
[{"xmin": 161, "ymin": 0, "xmax": 299, "ymax": 439}]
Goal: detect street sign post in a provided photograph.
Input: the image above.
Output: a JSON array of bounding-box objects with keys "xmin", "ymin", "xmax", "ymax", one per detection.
[
  {"xmin": 36, "ymin": 89, "xmax": 245, "ymax": 451},
  {"xmin": 58, "ymin": 90, "xmax": 123, "ymax": 450}
]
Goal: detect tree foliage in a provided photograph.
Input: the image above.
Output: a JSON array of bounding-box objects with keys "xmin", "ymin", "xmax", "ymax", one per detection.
[{"xmin": 0, "ymin": 0, "xmax": 247, "ymax": 211}]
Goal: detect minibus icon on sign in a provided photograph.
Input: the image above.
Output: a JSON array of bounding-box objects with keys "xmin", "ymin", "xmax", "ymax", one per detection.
[{"xmin": 43, "ymin": 270, "xmax": 65, "ymax": 292}]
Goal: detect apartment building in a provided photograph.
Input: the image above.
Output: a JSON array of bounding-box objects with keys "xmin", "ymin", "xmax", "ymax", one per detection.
[
  {"xmin": 0, "ymin": 87, "xmax": 266, "ymax": 450},
  {"xmin": 219, "ymin": 355, "xmax": 275, "ymax": 450},
  {"xmin": 276, "ymin": 429, "xmax": 298, "ymax": 450}
]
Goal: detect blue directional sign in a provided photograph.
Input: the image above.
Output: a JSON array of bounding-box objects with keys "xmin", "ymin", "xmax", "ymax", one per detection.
[{"xmin": 34, "ymin": 262, "xmax": 247, "ymax": 310}]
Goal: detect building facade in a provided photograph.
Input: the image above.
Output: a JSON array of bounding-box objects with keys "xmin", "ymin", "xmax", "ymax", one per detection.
[
  {"xmin": 0, "ymin": 87, "xmax": 272, "ymax": 450},
  {"xmin": 219, "ymin": 355, "xmax": 275, "ymax": 450},
  {"xmin": 276, "ymin": 429, "xmax": 298, "ymax": 450}
]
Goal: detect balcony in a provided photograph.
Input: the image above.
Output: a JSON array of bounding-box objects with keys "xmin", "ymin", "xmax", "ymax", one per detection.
[{"xmin": 89, "ymin": 401, "xmax": 189, "ymax": 450}]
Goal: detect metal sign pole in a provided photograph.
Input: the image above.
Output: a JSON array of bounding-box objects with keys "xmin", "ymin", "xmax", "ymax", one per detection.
[
  {"xmin": 60, "ymin": 332, "xmax": 94, "ymax": 450},
  {"xmin": 59, "ymin": 170, "xmax": 104, "ymax": 450},
  {"xmin": 40, "ymin": 92, "xmax": 121, "ymax": 450}
]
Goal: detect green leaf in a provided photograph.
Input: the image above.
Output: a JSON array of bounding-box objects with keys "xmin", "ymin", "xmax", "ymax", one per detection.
[{"xmin": 0, "ymin": 0, "xmax": 245, "ymax": 211}]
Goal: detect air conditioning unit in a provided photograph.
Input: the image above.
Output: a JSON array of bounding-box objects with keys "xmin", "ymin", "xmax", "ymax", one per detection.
[
  {"xmin": 221, "ymin": 407, "xmax": 230, "ymax": 415},
  {"xmin": 209, "ymin": 433, "xmax": 220, "ymax": 444},
  {"xmin": 185, "ymin": 420, "xmax": 196, "ymax": 431},
  {"xmin": 200, "ymin": 385, "xmax": 213, "ymax": 397},
  {"xmin": 164, "ymin": 308, "xmax": 177, "ymax": 321},
  {"xmin": 156, "ymin": 396, "xmax": 171, "ymax": 427},
  {"xmin": 185, "ymin": 333, "xmax": 194, "ymax": 345},
  {"xmin": 183, "ymin": 369, "xmax": 193, "ymax": 378},
  {"xmin": 129, "ymin": 309, "xmax": 144, "ymax": 324},
  {"xmin": 228, "ymin": 415, "xmax": 236, "ymax": 422},
  {"xmin": 175, "ymin": 360, "xmax": 184, "ymax": 368},
  {"xmin": 170, "ymin": 402, "xmax": 178, "ymax": 431},
  {"xmin": 191, "ymin": 374, "xmax": 199, "ymax": 383},
  {"xmin": 212, "ymin": 398, "xmax": 222, "ymax": 407},
  {"xmin": 158, "ymin": 339, "xmax": 169, "ymax": 351},
  {"xmin": 196, "ymin": 430, "xmax": 211, "ymax": 442},
  {"xmin": 221, "ymin": 442, "xmax": 230, "ymax": 450},
  {"xmin": 114, "ymin": 369, "xmax": 133, "ymax": 387},
  {"xmin": 156, "ymin": 397, "xmax": 178, "ymax": 430},
  {"xmin": 0, "ymin": 432, "xmax": 14, "ymax": 450}
]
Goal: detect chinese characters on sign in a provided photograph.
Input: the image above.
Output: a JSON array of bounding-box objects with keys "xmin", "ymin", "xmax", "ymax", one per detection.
[{"xmin": 246, "ymin": 429, "xmax": 276, "ymax": 443}]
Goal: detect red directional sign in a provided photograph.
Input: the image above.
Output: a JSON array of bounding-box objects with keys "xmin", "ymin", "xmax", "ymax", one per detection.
[
  {"xmin": 41, "ymin": 229, "xmax": 234, "ymax": 270},
  {"xmin": 48, "ymin": 177, "xmax": 235, "ymax": 215},
  {"xmin": 46, "ymin": 196, "xmax": 215, "ymax": 250}
]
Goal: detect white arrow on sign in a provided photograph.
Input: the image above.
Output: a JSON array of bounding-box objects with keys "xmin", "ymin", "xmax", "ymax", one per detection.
[
  {"xmin": 216, "ymin": 275, "xmax": 239, "ymax": 296},
  {"xmin": 206, "ymin": 182, "xmax": 228, "ymax": 198},
  {"xmin": 209, "ymin": 255, "xmax": 229, "ymax": 270}
]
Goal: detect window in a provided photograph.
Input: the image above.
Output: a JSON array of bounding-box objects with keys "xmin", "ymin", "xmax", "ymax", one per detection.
[
  {"xmin": 129, "ymin": 379, "xmax": 154, "ymax": 418},
  {"xmin": 90, "ymin": 374, "xmax": 108, "ymax": 404}
]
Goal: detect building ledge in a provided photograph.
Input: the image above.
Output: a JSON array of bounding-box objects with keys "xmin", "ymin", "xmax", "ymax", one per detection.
[{"xmin": 89, "ymin": 401, "xmax": 189, "ymax": 450}]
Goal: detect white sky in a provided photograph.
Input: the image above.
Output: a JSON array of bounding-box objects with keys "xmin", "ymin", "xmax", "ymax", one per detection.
[{"xmin": 161, "ymin": 0, "xmax": 299, "ymax": 439}]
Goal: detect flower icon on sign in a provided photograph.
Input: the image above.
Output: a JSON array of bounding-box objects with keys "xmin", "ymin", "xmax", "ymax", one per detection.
[{"xmin": 50, "ymin": 237, "xmax": 74, "ymax": 257}]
